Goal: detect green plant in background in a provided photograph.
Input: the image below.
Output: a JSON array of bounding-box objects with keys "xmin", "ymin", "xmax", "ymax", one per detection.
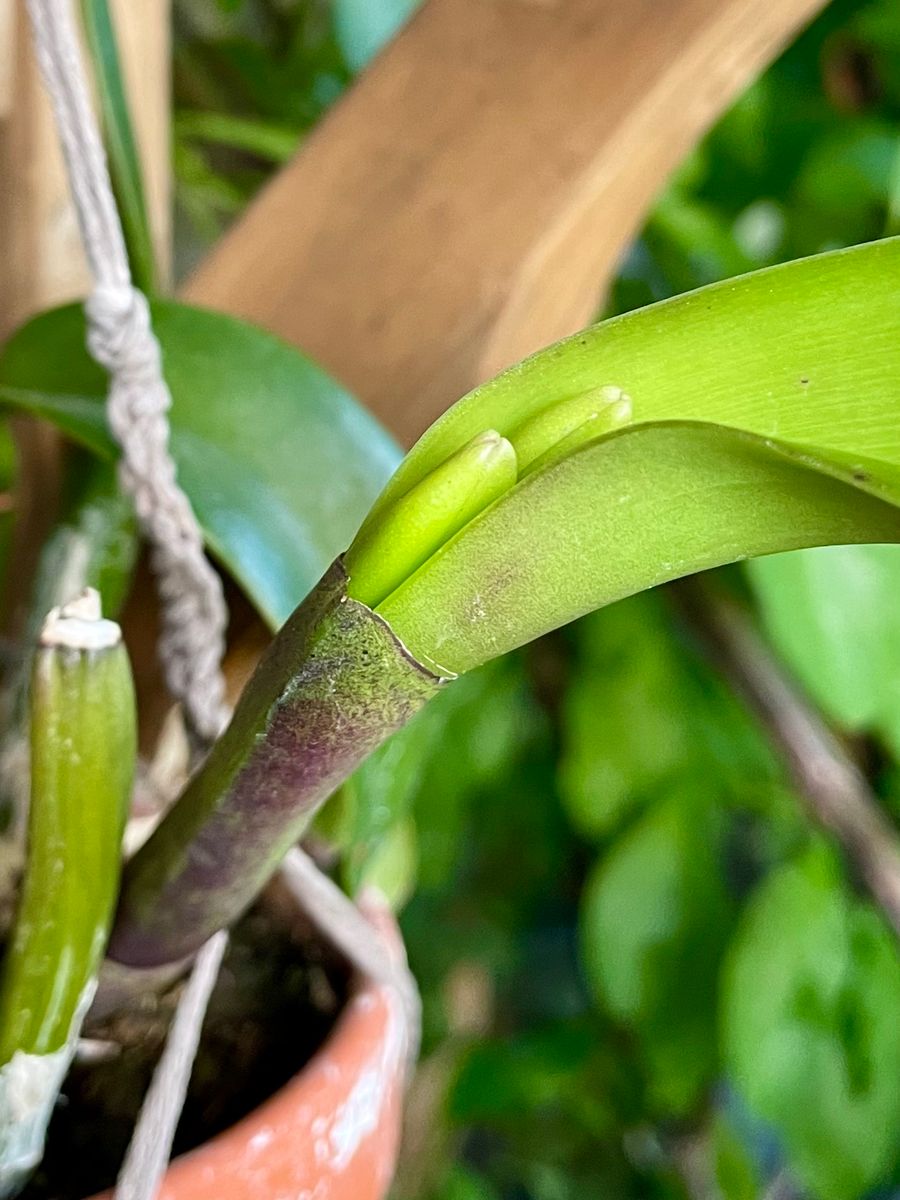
[
  {"xmin": 0, "ymin": 1, "xmax": 898, "ymax": 1199},
  {"xmin": 170, "ymin": 0, "xmax": 420, "ymax": 261}
]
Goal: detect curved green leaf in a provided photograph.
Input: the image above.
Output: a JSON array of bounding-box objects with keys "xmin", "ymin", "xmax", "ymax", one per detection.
[
  {"xmin": 378, "ymin": 421, "xmax": 900, "ymax": 674},
  {"xmin": 365, "ymin": 238, "xmax": 900, "ymax": 525},
  {"xmin": 0, "ymin": 302, "xmax": 400, "ymax": 627},
  {"xmin": 358, "ymin": 239, "xmax": 900, "ymax": 672}
]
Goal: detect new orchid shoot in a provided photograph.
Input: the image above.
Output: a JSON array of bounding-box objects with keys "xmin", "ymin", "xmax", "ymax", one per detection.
[{"xmin": 111, "ymin": 238, "xmax": 900, "ymax": 970}]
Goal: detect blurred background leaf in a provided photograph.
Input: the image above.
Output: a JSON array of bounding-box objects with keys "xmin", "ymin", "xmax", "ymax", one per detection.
[
  {"xmin": 331, "ymin": 0, "xmax": 420, "ymax": 71},
  {"xmin": 581, "ymin": 788, "xmax": 732, "ymax": 1116},
  {"xmin": 722, "ymin": 845, "xmax": 900, "ymax": 1200},
  {"xmin": 0, "ymin": 301, "xmax": 399, "ymax": 627},
  {"xmin": 748, "ymin": 546, "xmax": 900, "ymax": 755}
]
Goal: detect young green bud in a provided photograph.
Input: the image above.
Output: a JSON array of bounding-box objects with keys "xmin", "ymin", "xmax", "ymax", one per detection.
[
  {"xmin": 345, "ymin": 430, "xmax": 518, "ymax": 608},
  {"xmin": 521, "ymin": 395, "xmax": 633, "ymax": 478},
  {"xmin": 508, "ymin": 385, "xmax": 632, "ymax": 471}
]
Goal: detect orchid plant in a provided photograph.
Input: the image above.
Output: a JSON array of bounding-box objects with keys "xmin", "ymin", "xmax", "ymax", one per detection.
[{"xmin": 0, "ymin": 0, "xmax": 898, "ymax": 1193}]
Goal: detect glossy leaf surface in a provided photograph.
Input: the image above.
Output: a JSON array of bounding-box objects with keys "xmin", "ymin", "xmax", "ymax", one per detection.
[
  {"xmin": 368, "ymin": 239, "xmax": 900, "ymax": 516},
  {"xmin": 0, "ymin": 302, "xmax": 400, "ymax": 626},
  {"xmin": 364, "ymin": 240, "xmax": 900, "ymax": 672}
]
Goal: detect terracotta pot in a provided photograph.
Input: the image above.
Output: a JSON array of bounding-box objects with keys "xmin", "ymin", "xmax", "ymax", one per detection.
[{"xmin": 92, "ymin": 901, "xmax": 410, "ymax": 1200}]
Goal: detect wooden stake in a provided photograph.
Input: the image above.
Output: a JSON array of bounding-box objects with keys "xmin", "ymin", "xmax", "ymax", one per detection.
[
  {"xmin": 0, "ymin": 0, "xmax": 171, "ymax": 622},
  {"xmin": 0, "ymin": 0, "xmax": 170, "ymax": 334},
  {"xmin": 0, "ymin": 1, "xmax": 14, "ymax": 118}
]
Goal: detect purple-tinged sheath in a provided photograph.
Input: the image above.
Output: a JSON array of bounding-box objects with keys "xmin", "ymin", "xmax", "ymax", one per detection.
[{"xmin": 109, "ymin": 561, "xmax": 445, "ymax": 969}]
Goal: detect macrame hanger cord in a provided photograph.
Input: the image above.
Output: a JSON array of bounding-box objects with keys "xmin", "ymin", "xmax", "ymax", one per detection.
[{"xmin": 24, "ymin": 0, "xmax": 229, "ymax": 746}]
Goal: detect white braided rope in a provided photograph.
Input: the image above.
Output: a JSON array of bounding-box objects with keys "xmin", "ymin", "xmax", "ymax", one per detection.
[
  {"xmin": 113, "ymin": 932, "xmax": 229, "ymax": 1200},
  {"xmin": 24, "ymin": 0, "xmax": 228, "ymax": 743}
]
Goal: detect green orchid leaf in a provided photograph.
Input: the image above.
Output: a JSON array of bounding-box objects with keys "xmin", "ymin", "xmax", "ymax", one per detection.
[
  {"xmin": 366, "ymin": 238, "xmax": 900, "ymax": 521},
  {"xmin": 0, "ymin": 301, "xmax": 400, "ymax": 627},
  {"xmin": 360, "ymin": 239, "xmax": 900, "ymax": 673},
  {"xmin": 378, "ymin": 421, "xmax": 900, "ymax": 674}
]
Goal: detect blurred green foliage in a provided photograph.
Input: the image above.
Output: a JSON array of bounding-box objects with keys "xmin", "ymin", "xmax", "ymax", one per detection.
[
  {"xmin": 722, "ymin": 845, "xmax": 900, "ymax": 1200},
  {"xmin": 171, "ymin": 1, "xmax": 900, "ymax": 1197},
  {"xmin": 171, "ymin": 0, "xmax": 418, "ymax": 264}
]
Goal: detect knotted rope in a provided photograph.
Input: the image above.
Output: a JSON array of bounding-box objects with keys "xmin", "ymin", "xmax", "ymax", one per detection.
[{"xmin": 25, "ymin": 0, "xmax": 228, "ymax": 745}]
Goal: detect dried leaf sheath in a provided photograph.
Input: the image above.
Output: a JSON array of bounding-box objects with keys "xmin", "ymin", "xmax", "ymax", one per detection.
[{"xmin": 110, "ymin": 562, "xmax": 445, "ymax": 968}]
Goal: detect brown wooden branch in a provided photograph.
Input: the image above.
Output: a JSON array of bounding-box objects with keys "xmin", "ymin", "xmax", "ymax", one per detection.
[{"xmin": 675, "ymin": 579, "xmax": 900, "ymax": 939}]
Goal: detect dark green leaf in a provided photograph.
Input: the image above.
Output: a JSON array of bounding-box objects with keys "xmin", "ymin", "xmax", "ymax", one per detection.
[
  {"xmin": 560, "ymin": 592, "xmax": 784, "ymax": 838},
  {"xmin": 0, "ymin": 302, "xmax": 400, "ymax": 627},
  {"xmin": 451, "ymin": 1024, "xmax": 596, "ymax": 1124},
  {"xmin": 559, "ymin": 597, "xmax": 695, "ymax": 837}
]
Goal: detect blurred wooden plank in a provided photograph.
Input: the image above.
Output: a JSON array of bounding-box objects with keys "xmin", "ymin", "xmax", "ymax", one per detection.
[
  {"xmin": 0, "ymin": 0, "xmax": 13, "ymax": 117},
  {"xmin": 0, "ymin": 6, "xmax": 82, "ymax": 336},
  {"xmin": 0, "ymin": 0, "xmax": 171, "ymax": 335},
  {"xmin": 185, "ymin": 0, "xmax": 825, "ymax": 444}
]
